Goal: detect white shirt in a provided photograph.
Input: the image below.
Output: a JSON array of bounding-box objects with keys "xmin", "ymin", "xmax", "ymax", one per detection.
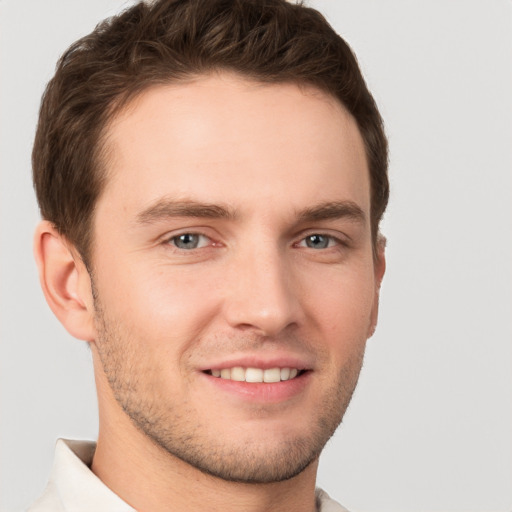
[{"xmin": 28, "ymin": 439, "xmax": 350, "ymax": 512}]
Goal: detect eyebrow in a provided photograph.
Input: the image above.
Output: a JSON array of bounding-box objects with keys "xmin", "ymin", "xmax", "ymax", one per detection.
[
  {"xmin": 135, "ymin": 198, "xmax": 366, "ymax": 226},
  {"xmin": 135, "ymin": 199, "xmax": 238, "ymax": 224},
  {"xmin": 296, "ymin": 201, "xmax": 366, "ymax": 224}
]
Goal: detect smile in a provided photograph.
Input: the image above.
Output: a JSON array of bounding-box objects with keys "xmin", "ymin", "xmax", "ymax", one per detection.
[{"xmin": 206, "ymin": 367, "xmax": 303, "ymax": 383}]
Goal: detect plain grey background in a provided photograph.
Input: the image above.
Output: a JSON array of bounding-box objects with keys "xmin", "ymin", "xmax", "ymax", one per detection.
[{"xmin": 1, "ymin": 1, "xmax": 511, "ymax": 511}]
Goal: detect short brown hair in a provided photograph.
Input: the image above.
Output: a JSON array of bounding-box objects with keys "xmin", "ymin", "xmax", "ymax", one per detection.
[{"xmin": 33, "ymin": 0, "xmax": 389, "ymax": 265}]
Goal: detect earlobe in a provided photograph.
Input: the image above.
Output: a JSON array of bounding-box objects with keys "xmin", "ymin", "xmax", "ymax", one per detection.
[{"xmin": 33, "ymin": 221, "xmax": 96, "ymax": 342}]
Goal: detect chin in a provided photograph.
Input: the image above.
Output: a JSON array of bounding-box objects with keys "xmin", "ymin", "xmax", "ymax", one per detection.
[{"xmin": 150, "ymin": 427, "xmax": 329, "ymax": 484}]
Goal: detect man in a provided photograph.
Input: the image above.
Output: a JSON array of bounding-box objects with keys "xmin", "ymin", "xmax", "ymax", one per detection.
[{"xmin": 30, "ymin": 0, "xmax": 388, "ymax": 510}]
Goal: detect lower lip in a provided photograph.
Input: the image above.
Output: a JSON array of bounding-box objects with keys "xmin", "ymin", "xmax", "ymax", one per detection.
[{"xmin": 200, "ymin": 371, "xmax": 311, "ymax": 404}]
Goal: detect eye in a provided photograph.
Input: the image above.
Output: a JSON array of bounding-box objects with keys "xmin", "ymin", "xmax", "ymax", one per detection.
[
  {"xmin": 300, "ymin": 234, "xmax": 338, "ymax": 249},
  {"xmin": 169, "ymin": 233, "xmax": 209, "ymax": 250}
]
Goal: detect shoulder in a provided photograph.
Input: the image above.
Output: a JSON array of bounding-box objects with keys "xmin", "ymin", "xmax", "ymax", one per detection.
[
  {"xmin": 26, "ymin": 480, "xmax": 65, "ymax": 512},
  {"xmin": 26, "ymin": 439, "xmax": 134, "ymax": 512},
  {"xmin": 316, "ymin": 488, "xmax": 352, "ymax": 512}
]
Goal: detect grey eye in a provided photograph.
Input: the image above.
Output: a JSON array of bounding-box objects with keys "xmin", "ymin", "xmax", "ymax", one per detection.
[
  {"xmin": 305, "ymin": 234, "xmax": 330, "ymax": 249},
  {"xmin": 172, "ymin": 233, "xmax": 202, "ymax": 249}
]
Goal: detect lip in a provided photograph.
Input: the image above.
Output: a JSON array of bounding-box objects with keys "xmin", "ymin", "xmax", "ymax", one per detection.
[
  {"xmin": 200, "ymin": 370, "xmax": 312, "ymax": 404},
  {"xmin": 197, "ymin": 353, "xmax": 314, "ymax": 404},
  {"xmin": 198, "ymin": 354, "xmax": 314, "ymax": 373}
]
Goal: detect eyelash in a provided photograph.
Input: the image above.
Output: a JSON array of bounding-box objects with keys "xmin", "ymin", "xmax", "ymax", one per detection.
[
  {"xmin": 166, "ymin": 233, "xmax": 213, "ymax": 250},
  {"xmin": 295, "ymin": 233, "xmax": 346, "ymax": 250},
  {"xmin": 164, "ymin": 232, "xmax": 347, "ymax": 252}
]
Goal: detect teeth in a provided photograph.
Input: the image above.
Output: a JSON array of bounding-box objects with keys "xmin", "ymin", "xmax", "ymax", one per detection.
[
  {"xmin": 245, "ymin": 367, "xmax": 263, "ymax": 382},
  {"xmin": 263, "ymin": 368, "xmax": 281, "ymax": 383},
  {"xmin": 210, "ymin": 366, "xmax": 302, "ymax": 383},
  {"xmin": 280, "ymin": 367, "xmax": 290, "ymax": 380},
  {"xmin": 231, "ymin": 367, "xmax": 245, "ymax": 381}
]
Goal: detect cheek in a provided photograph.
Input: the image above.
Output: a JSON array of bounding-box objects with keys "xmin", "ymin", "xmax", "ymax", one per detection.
[
  {"xmin": 97, "ymin": 262, "xmax": 221, "ymax": 349},
  {"xmin": 304, "ymin": 264, "xmax": 376, "ymax": 344}
]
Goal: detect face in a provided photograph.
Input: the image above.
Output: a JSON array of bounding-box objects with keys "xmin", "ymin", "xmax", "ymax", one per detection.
[{"xmin": 89, "ymin": 73, "xmax": 383, "ymax": 483}]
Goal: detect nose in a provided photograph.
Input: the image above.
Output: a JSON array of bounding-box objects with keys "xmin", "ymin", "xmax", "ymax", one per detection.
[{"xmin": 222, "ymin": 244, "xmax": 302, "ymax": 337}]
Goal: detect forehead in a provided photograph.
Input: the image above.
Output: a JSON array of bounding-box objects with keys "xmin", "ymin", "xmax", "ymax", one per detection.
[{"xmin": 99, "ymin": 73, "xmax": 370, "ymax": 222}]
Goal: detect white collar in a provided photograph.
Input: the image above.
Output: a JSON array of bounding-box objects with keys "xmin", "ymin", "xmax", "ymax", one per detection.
[
  {"xmin": 29, "ymin": 439, "xmax": 349, "ymax": 512},
  {"xmin": 29, "ymin": 439, "xmax": 135, "ymax": 511}
]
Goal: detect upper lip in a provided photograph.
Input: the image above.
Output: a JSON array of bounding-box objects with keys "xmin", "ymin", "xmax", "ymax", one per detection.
[{"xmin": 198, "ymin": 353, "xmax": 315, "ymax": 372}]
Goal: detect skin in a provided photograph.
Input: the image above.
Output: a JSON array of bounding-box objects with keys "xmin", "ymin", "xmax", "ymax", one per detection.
[{"xmin": 34, "ymin": 73, "xmax": 385, "ymax": 512}]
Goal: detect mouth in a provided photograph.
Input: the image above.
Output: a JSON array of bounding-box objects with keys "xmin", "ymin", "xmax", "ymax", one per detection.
[
  {"xmin": 199, "ymin": 355, "xmax": 314, "ymax": 403},
  {"xmin": 204, "ymin": 367, "xmax": 306, "ymax": 383}
]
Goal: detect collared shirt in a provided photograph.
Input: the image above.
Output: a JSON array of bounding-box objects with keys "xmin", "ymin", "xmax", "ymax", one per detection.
[{"xmin": 28, "ymin": 439, "xmax": 350, "ymax": 512}]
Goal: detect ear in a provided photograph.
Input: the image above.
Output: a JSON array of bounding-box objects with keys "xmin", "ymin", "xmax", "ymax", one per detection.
[
  {"xmin": 368, "ymin": 234, "xmax": 386, "ymax": 338},
  {"xmin": 33, "ymin": 221, "xmax": 96, "ymax": 342}
]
